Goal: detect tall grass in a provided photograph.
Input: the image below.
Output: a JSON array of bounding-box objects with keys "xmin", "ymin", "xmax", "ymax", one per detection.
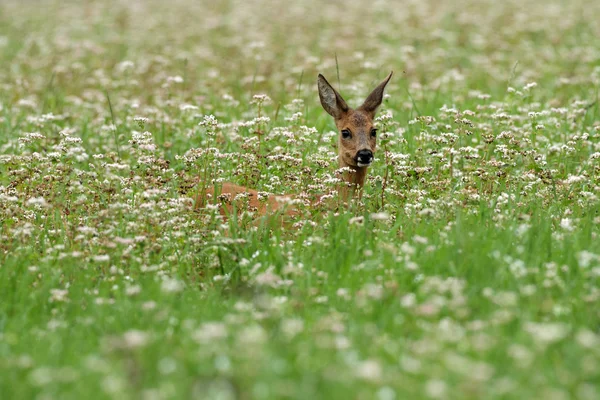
[{"xmin": 1, "ymin": 0, "xmax": 599, "ymax": 399}]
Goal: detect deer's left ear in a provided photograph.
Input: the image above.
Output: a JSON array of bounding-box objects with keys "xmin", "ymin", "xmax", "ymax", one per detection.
[{"xmin": 358, "ymin": 71, "xmax": 393, "ymax": 116}]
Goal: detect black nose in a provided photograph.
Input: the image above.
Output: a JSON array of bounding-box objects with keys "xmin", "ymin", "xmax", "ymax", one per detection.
[{"xmin": 356, "ymin": 149, "xmax": 373, "ymax": 166}]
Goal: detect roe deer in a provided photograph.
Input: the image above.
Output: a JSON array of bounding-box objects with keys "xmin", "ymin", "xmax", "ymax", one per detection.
[{"xmin": 195, "ymin": 71, "xmax": 393, "ymax": 220}]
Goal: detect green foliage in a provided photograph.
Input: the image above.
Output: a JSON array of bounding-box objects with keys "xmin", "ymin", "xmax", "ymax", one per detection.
[{"xmin": 1, "ymin": 0, "xmax": 599, "ymax": 399}]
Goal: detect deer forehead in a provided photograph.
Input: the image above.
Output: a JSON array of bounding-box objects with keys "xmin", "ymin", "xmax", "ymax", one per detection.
[{"xmin": 338, "ymin": 110, "xmax": 373, "ymax": 130}]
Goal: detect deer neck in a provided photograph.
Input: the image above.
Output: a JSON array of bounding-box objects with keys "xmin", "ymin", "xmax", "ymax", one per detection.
[{"xmin": 338, "ymin": 158, "xmax": 368, "ymax": 202}]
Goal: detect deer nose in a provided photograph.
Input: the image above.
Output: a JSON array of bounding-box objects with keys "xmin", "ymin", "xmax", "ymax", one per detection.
[{"xmin": 356, "ymin": 149, "xmax": 373, "ymax": 167}]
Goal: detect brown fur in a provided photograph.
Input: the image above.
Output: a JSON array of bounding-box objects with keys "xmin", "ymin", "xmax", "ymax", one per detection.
[
  {"xmin": 335, "ymin": 109, "xmax": 378, "ymax": 184},
  {"xmin": 195, "ymin": 71, "xmax": 393, "ymax": 222},
  {"xmin": 197, "ymin": 182, "xmax": 291, "ymax": 217}
]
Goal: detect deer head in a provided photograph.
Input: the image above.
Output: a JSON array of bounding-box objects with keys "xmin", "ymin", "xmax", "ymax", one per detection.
[{"xmin": 317, "ymin": 71, "xmax": 393, "ymax": 192}]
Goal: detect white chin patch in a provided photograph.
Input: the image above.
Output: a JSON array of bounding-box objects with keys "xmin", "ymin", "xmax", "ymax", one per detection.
[{"xmin": 357, "ymin": 161, "xmax": 372, "ymax": 167}]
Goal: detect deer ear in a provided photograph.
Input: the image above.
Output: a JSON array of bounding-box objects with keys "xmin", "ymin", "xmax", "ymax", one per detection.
[
  {"xmin": 318, "ymin": 74, "xmax": 349, "ymax": 119},
  {"xmin": 359, "ymin": 71, "xmax": 393, "ymax": 116}
]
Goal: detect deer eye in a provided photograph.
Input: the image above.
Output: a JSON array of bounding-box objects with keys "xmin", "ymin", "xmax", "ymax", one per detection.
[
  {"xmin": 371, "ymin": 128, "xmax": 378, "ymax": 137},
  {"xmin": 341, "ymin": 129, "xmax": 352, "ymax": 139}
]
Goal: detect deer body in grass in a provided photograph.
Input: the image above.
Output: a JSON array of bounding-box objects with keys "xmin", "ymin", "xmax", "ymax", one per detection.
[{"xmin": 196, "ymin": 71, "xmax": 393, "ymax": 218}]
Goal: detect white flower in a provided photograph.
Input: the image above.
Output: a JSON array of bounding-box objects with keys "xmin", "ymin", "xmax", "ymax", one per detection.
[
  {"xmin": 26, "ymin": 197, "xmax": 48, "ymax": 207},
  {"xmin": 370, "ymin": 212, "xmax": 390, "ymax": 221},
  {"xmin": 198, "ymin": 114, "xmax": 218, "ymax": 127},
  {"xmin": 161, "ymin": 278, "xmax": 184, "ymax": 293},
  {"xmin": 49, "ymin": 289, "xmax": 68, "ymax": 303},
  {"xmin": 237, "ymin": 325, "xmax": 267, "ymax": 344},
  {"xmin": 193, "ymin": 322, "xmax": 228, "ymax": 343},
  {"xmin": 576, "ymin": 251, "xmax": 597, "ymax": 268},
  {"xmin": 349, "ymin": 216, "xmax": 364, "ymax": 225},
  {"xmin": 560, "ymin": 218, "xmax": 574, "ymax": 231},
  {"xmin": 355, "ymin": 359, "xmax": 382, "ymax": 382},
  {"xmin": 576, "ymin": 329, "xmax": 599, "ymax": 348},
  {"xmin": 254, "ymin": 268, "xmax": 281, "ymax": 287},
  {"xmin": 167, "ymin": 75, "xmax": 184, "ymax": 83},
  {"xmin": 126, "ymin": 285, "xmax": 141, "ymax": 296},
  {"xmin": 524, "ymin": 322, "xmax": 569, "ymax": 345},
  {"xmin": 179, "ymin": 104, "xmax": 199, "ymax": 111},
  {"xmin": 425, "ymin": 379, "xmax": 447, "ymax": 399},
  {"xmin": 280, "ymin": 319, "xmax": 304, "ymax": 338},
  {"xmin": 122, "ymin": 330, "xmax": 149, "ymax": 348},
  {"xmin": 400, "ymin": 293, "xmax": 416, "ymax": 308},
  {"xmin": 251, "ymin": 94, "xmax": 271, "ymax": 104}
]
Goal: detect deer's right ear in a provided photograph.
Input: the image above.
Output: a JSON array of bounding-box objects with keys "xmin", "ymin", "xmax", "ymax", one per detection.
[{"xmin": 318, "ymin": 74, "xmax": 349, "ymax": 120}]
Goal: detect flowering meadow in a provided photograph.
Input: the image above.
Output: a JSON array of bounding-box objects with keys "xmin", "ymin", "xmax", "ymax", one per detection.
[{"xmin": 1, "ymin": 0, "xmax": 600, "ymax": 398}]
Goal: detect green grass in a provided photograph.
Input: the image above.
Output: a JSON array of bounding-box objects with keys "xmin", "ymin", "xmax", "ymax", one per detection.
[{"xmin": 1, "ymin": 0, "xmax": 600, "ymax": 399}]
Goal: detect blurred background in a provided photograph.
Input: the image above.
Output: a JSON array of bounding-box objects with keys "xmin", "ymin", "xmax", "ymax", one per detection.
[{"xmin": 2, "ymin": 0, "xmax": 599, "ymax": 115}]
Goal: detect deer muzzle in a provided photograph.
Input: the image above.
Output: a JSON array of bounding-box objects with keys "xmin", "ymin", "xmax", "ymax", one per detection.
[{"xmin": 356, "ymin": 149, "xmax": 374, "ymax": 167}]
